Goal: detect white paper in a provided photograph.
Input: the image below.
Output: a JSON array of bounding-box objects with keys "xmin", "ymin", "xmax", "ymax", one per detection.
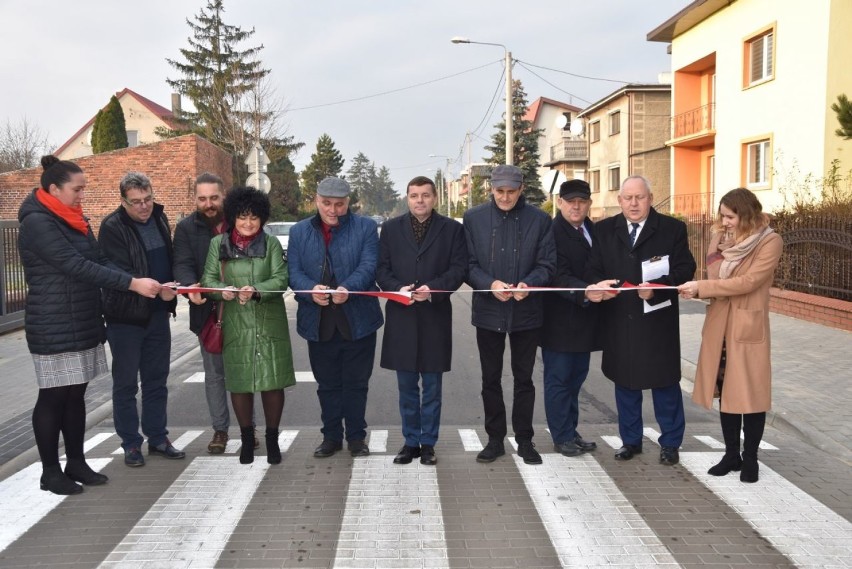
[{"xmin": 642, "ymin": 255, "xmax": 671, "ymax": 314}]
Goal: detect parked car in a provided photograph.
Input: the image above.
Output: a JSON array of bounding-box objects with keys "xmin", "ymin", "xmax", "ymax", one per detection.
[{"xmin": 263, "ymin": 221, "xmax": 297, "ymax": 260}]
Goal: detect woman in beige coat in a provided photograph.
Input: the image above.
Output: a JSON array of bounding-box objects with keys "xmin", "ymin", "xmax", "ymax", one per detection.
[{"xmin": 678, "ymin": 188, "xmax": 782, "ymax": 483}]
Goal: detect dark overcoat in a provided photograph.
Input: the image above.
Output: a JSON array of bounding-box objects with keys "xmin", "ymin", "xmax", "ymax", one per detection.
[
  {"xmin": 376, "ymin": 212, "xmax": 468, "ymax": 373},
  {"xmin": 540, "ymin": 215, "xmax": 601, "ymax": 353},
  {"xmin": 586, "ymin": 208, "xmax": 696, "ymax": 389},
  {"xmin": 172, "ymin": 211, "xmax": 216, "ymax": 334}
]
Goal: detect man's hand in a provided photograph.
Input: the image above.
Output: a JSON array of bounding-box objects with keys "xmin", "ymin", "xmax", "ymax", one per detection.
[
  {"xmin": 490, "ymin": 280, "xmax": 513, "ymax": 302},
  {"xmin": 512, "ymin": 282, "xmax": 529, "ymax": 301},
  {"xmin": 159, "ymin": 282, "xmax": 178, "ymax": 301},
  {"xmin": 187, "ymin": 283, "xmax": 207, "ymax": 305},
  {"xmin": 412, "ymin": 284, "xmax": 432, "ymax": 302},
  {"xmin": 585, "ymin": 279, "xmax": 620, "ymax": 303},
  {"xmin": 331, "ymin": 286, "xmax": 349, "ymax": 304},
  {"xmin": 311, "ymin": 284, "xmax": 331, "ymax": 306},
  {"xmin": 129, "ymin": 277, "xmax": 161, "ymax": 299},
  {"xmin": 636, "ymin": 282, "xmax": 655, "ymax": 301}
]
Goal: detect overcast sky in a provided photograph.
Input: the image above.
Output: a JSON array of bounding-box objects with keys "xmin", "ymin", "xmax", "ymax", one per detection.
[{"xmin": 0, "ymin": 0, "xmax": 689, "ymax": 192}]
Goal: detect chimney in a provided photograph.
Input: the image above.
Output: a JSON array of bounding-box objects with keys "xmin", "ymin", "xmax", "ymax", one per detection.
[{"xmin": 171, "ymin": 93, "xmax": 182, "ymax": 115}]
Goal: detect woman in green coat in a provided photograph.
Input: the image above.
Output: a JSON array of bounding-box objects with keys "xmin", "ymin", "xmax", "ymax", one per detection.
[{"xmin": 202, "ymin": 186, "xmax": 295, "ymax": 465}]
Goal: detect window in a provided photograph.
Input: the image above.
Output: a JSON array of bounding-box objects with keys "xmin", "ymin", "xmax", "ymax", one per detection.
[
  {"xmin": 562, "ymin": 112, "xmax": 572, "ymax": 132},
  {"xmin": 746, "ymin": 28, "xmax": 774, "ymax": 85},
  {"xmin": 127, "ymin": 130, "xmax": 139, "ymax": 147},
  {"xmin": 609, "ymin": 111, "xmax": 621, "ymax": 136},
  {"xmin": 746, "ymin": 139, "xmax": 770, "ymax": 186},
  {"xmin": 590, "ymin": 121, "xmax": 600, "ymax": 143},
  {"xmin": 590, "ymin": 170, "xmax": 600, "ymax": 193},
  {"xmin": 608, "ymin": 166, "xmax": 620, "ymax": 191}
]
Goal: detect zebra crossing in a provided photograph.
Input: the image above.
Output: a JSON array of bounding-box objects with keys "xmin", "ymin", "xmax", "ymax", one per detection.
[{"xmin": 1, "ymin": 427, "xmax": 850, "ymax": 568}]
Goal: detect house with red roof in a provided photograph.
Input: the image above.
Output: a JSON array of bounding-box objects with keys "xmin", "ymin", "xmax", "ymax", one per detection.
[
  {"xmin": 526, "ymin": 97, "xmax": 586, "ymax": 204},
  {"xmin": 55, "ymin": 88, "xmax": 182, "ymax": 160}
]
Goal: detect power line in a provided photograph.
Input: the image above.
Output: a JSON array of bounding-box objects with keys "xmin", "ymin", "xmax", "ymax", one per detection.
[
  {"xmin": 288, "ymin": 59, "xmax": 502, "ymax": 112},
  {"xmin": 516, "ymin": 62, "xmax": 592, "ymax": 106},
  {"xmin": 517, "ymin": 59, "xmax": 633, "ymax": 85},
  {"xmin": 468, "ymin": 66, "xmax": 506, "ymax": 139}
]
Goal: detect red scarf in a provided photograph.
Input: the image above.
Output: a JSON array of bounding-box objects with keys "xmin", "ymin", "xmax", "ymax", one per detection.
[
  {"xmin": 35, "ymin": 188, "xmax": 89, "ymax": 235},
  {"xmin": 230, "ymin": 227, "xmax": 259, "ymax": 250}
]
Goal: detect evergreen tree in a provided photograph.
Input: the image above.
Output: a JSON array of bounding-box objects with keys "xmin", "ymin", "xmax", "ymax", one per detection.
[
  {"xmin": 347, "ymin": 152, "xmax": 375, "ymax": 213},
  {"xmin": 266, "ymin": 148, "xmax": 300, "ymax": 220},
  {"xmin": 485, "ymin": 79, "xmax": 545, "ymax": 205},
  {"xmin": 372, "ymin": 166, "xmax": 399, "ymax": 216},
  {"xmin": 831, "ymin": 93, "xmax": 852, "ymax": 140},
  {"xmin": 91, "ymin": 96, "xmax": 128, "ymax": 154},
  {"xmin": 300, "ymin": 134, "xmax": 345, "ymax": 206}
]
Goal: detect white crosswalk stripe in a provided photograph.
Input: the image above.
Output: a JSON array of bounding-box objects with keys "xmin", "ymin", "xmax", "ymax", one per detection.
[
  {"xmin": 368, "ymin": 429, "xmax": 388, "ymax": 453},
  {"xmin": 60, "ymin": 432, "xmax": 114, "ymax": 460},
  {"xmin": 458, "ymin": 428, "xmax": 483, "ymax": 451}
]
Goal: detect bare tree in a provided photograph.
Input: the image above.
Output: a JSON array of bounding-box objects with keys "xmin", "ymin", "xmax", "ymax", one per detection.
[{"xmin": 0, "ymin": 117, "xmax": 52, "ymax": 173}]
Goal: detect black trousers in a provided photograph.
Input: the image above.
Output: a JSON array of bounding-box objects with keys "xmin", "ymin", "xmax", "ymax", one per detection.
[{"xmin": 475, "ymin": 327, "xmax": 539, "ymax": 441}]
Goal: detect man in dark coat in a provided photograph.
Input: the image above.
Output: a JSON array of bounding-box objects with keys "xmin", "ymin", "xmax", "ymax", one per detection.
[
  {"xmin": 463, "ymin": 164, "xmax": 556, "ymax": 465},
  {"xmin": 541, "ymin": 179, "xmax": 601, "ymax": 457},
  {"xmin": 376, "ymin": 176, "xmax": 467, "ymax": 466},
  {"xmin": 586, "ymin": 175, "xmax": 696, "ymax": 466}
]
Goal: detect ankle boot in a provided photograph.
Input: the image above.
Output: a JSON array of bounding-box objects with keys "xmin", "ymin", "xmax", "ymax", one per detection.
[
  {"xmin": 266, "ymin": 428, "xmax": 281, "ymax": 464},
  {"xmin": 65, "ymin": 458, "xmax": 109, "ymax": 486},
  {"xmin": 40, "ymin": 464, "xmax": 83, "ymax": 495},
  {"xmin": 708, "ymin": 452, "xmax": 742, "ymax": 476},
  {"xmin": 239, "ymin": 426, "xmax": 255, "ymax": 464}
]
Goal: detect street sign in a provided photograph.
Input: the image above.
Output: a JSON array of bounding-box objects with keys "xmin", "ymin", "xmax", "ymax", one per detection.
[
  {"xmin": 246, "ymin": 172, "xmax": 271, "ymax": 193},
  {"xmin": 244, "ymin": 144, "xmax": 270, "ymax": 172}
]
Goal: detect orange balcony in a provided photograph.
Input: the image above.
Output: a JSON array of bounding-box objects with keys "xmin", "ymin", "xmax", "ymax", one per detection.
[{"xmin": 669, "ymin": 103, "xmax": 715, "ymax": 147}]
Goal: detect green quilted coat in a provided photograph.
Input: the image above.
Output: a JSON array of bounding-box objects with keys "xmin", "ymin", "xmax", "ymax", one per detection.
[{"xmin": 201, "ymin": 233, "xmax": 295, "ymax": 393}]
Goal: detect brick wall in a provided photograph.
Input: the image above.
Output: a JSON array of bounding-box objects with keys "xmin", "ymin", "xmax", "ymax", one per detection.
[
  {"xmin": 770, "ymin": 288, "xmax": 852, "ymax": 332},
  {"xmin": 0, "ymin": 134, "xmax": 233, "ymax": 233}
]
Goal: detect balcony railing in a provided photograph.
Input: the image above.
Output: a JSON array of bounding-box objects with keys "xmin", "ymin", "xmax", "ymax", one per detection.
[
  {"xmin": 549, "ymin": 139, "xmax": 588, "ymax": 163},
  {"xmin": 671, "ymin": 103, "xmax": 715, "ymax": 139}
]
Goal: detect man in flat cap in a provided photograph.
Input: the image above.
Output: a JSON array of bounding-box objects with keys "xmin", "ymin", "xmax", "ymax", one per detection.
[
  {"xmin": 462, "ymin": 164, "xmax": 555, "ymax": 465},
  {"xmin": 288, "ymin": 177, "xmax": 384, "ymax": 458},
  {"xmin": 540, "ymin": 179, "xmax": 600, "ymax": 457}
]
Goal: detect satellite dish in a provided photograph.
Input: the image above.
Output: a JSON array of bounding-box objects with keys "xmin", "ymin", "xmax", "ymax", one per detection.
[
  {"xmin": 555, "ymin": 114, "xmax": 568, "ymax": 129},
  {"xmin": 569, "ymin": 119, "xmax": 585, "ymax": 136}
]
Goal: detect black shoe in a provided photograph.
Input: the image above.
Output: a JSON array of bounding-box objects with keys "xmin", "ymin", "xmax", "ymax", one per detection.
[
  {"xmin": 659, "ymin": 446, "xmax": 680, "ymax": 466},
  {"xmin": 239, "ymin": 427, "xmax": 255, "ymax": 464},
  {"xmin": 708, "ymin": 452, "xmax": 742, "ymax": 476},
  {"xmin": 517, "ymin": 440, "xmax": 542, "ymax": 465},
  {"xmin": 476, "ymin": 439, "xmax": 505, "ymax": 463},
  {"xmin": 554, "ymin": 441, "xmax": 583, "ymax": 457},
  {"xmin": 614, "ymin": 444, "xmax": 642, "ymax": 460},
  {"xmin": 65, "ymin": 459, "xmax": 108, "ymax": 486},
  {"xmin": 266, "ymin": 428, "xmax": 281, "ymax": 465},
  {"xmin": 420, "ymin": 445, "xmax": 437, "ymax": 466},
  {"xmin": 740, "ymin": 454, "xmax": 759, "ymax": 483},
  {"xmin": 313, "ymin": 439, "xmax": 343, "ymax": 458},
  {"xmin": 148, "ymin": 440, "xmax": 186, "ymax": 460},
  {"xmin": 124, "ymin": 447, "xmax": 145, "ymax": 467},
  {"xmin": 40, "ymin": 465, "xmax": 83, "ymax": 495},
  {"xmin": 393, "ymin": 445, "xmax": 421, "ymax": 464},
  {"xmin": 348, "ymin": 439, "xmax": 370, "ymax": 457},
  {"xmin": 573, "ymin": 434, "xmax": 597, "ymax": 451}
]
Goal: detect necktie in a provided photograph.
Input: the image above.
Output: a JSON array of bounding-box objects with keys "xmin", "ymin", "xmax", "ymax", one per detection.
[
  {"xmin": 629, "ymin": 223, "xmax": 639, "ymax": 247},
  {"xmin": 578, "ymin": 226, "xmax": 585, "ymax": 238}
]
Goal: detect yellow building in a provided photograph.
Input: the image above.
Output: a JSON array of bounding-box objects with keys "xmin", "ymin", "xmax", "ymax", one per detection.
[{"xmin": 649, "ymin": 0, "xmax": 852, "ymax": 214}]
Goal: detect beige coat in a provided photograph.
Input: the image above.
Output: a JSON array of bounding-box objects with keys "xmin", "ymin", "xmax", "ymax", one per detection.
[{"xmin": 692, "ymin": 232, "xmax": 783, "ymax": 413}]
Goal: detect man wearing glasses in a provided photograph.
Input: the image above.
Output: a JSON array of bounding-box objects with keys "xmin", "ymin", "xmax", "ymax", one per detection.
[{"xmin": 99, "ymin": 172, "xmax": 183, "ymax": 467}]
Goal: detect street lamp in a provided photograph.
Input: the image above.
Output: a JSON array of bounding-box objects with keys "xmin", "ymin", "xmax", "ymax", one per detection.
[
  {"xmin": 428, "ymin": 153, "xmax": 452, "ymax": 213},
  {"xmin": 451, "ymin": 36, "xmax": 513, "ymax": 166}
]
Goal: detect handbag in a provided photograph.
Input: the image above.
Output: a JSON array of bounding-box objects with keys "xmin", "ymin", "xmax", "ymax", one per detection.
[{"xmin": 199, "ymin": 261, "xmax": 225, "ymax": 354}]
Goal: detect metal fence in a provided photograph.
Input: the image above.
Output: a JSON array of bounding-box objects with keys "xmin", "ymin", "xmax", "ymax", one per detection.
[{"xmin": 0, "ymin": 220, "xmax": 25, "ymax": 333}]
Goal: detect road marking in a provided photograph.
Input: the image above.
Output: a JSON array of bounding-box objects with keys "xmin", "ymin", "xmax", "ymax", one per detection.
[
  {"xmin": 295, "ymin": 371, "xmax": 315, "ymax": 382},
  {"xmin": 738, "ymin": 432, "xmax": 778, "ymax": 450},
  {"xmin": 278, "ymin": 429, "xmax": 299, "ymax": 452},
  {"xmin": 513, "ymin": 454, "xmax": 681, "ymax": 567},
  {"xmin": 680, "ymin": 453, "xmax": 852, "ymax": 569},
  {"xmin": 693, "ymin": 435, "xmax": 725, "ymax": 449},
  {"xmin": 98, "ymin": 457, "xmax": 269, "ymax": 568},
  {"xmin": 333, "ymin": 456, "xmax": 448, "ymax": 568},
  {"xmin": 184, "ymin": 371, "xmax": 205, "ymax": 383},
  {"xmin": 643, "ymin": 427, "xmax": 662, "ymax": 446},
  {"xmin": 458, "ymin": 429, "xmax": 483, "ymax": 451},
  {"xmin": 171, "ymin": 430, "xmax": 203, "ymax": 450},
  {"xmin": 507, "ymin": 436, "xmax": 518, "ymax": 450},
  {"xmin": 225, "ymin": 439, "xmax": 241, "ymax": 454},
  {"xmin": 368, "ymin": 429, "xmax": 388, "ymax": 453},
  {"xmin": 600, "ymin": 435, "xmax": 622, "ymax": 449},
  {"xmin": 60, "ymin": 432, "xmax": 114, "ymax": 460},
  {"xmin": 0, "ymin": 458, "xmax": 111, "ymax": 553}
]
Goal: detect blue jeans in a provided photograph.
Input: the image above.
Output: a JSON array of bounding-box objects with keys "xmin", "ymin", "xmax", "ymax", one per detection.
[
  {"xmin": 107, "ymin": 311, "xmax": 171, "ymax": 450},
  {"xmin": 541, "ymin": 348, "xmax": 591, "ymax": 444},
  {"xmin": 307, "ymin": 331, "xmax": 376, "ymax": 442},
  {"xmin": 397, "ymin": 371, "xmax": 443, "ymax": 447},
  {"xmin": 614, "ymin": 383, "xmax": 685, "ymax": 448}
]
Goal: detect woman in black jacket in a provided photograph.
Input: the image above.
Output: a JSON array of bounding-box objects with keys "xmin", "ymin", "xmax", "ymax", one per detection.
[{"xmin": 18, "ymin": 156, "xmax": 161, "ymax": 495}]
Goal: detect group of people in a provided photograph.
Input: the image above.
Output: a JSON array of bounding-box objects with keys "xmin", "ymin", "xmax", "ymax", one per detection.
[{"xmin": 19, "ymin": 155, "xmax": 781, "ymax": 496}]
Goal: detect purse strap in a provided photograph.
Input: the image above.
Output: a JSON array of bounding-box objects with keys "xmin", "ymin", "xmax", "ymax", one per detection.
[{"xmin": 214, "ymin": 261, "xmax": 225, "ymax": 323}]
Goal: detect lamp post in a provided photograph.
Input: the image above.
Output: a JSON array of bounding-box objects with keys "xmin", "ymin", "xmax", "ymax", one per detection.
[
  {"xmin": 428, "ymin": 153, "xmax": 452, "ymax": 214},
  {"xmin": 451, "ymin": 37, "xmax": 513, "ymax": 166}
]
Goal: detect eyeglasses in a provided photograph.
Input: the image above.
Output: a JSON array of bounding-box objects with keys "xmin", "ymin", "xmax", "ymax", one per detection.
[{"xmin": 124, "ymin": 195, "xmax": 154, "ymax": 208}]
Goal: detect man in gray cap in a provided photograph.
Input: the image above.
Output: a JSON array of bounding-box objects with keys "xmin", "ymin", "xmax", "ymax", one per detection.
[
  {"xmin": 462, "ymin": 164, "xmax": 555, "ymax": 464},
  {"xmin": 288, "ymin": 177, "xmax": 384, "ymax": 458}
]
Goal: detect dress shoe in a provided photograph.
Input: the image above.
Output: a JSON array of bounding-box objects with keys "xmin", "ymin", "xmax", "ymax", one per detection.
[
  {"xmin": 149, "ymin": 440, "xmax": 186, "ymax": 460},
  {"xmin": 707, "ymin": 452, "xmax": 742, "ymax": 476},
  {"xmin": 476, "ymin": 439, "xmax": 505, "ymax": 463},
  {"xmin": 420, "ymin": 445, "xmax": 437, "ymax": 466},
  {"xmin": 314, "ymin": 439, "xmax": 343, "ymax": 458},
  {"xmin": 554, "ymin": 441, "xmax": 583, "ymax": 457},
  {"xmin": 65, "ymin": 459, "xmax": 108, "ymax": 486},
  {"xmin": 207, "ymin": 430, "xmax": 228, "ymax": 454},
  {"xmin": 573, "ymin": 434, "xmax": 597, "ymax": 451},
  {"xmin": 40, "ymin": 465, "xmax": 83, "ymax": 495},
  {"xmin": 348, "ymin": 439, "xmax": 370, "ymax": 457},
  {"xmin": 124, "ymin": 447, "xmax": 145, "ymax": 467},
  {"xmin": 659, "ymin": 446, "xmax": 680, "ymax": 466},
  {"xmin": 393, "ymin": 445, "xmax": 421, "ymax": 464},
  {"xmin": 517, "ymin": 440, "xmax": 543, "ymax": 465},
  {"xmin": 614, "ymin": 444, "xmax": 642, "ymax": 460}
]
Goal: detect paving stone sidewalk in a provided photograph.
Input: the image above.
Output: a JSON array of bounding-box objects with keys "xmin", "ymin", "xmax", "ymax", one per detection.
[{"xmin": 679, "ymin": 299, "xmax": 852, "ymax": 466}]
